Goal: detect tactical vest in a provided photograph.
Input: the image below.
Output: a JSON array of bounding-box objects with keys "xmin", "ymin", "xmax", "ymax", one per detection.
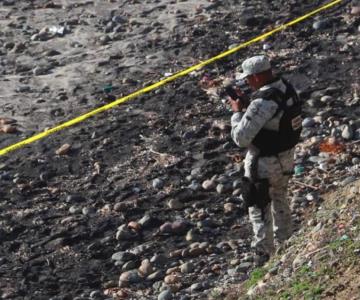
[{"xmin": 251, "ymin": 78, "xmax": 302, "ymax": 157}]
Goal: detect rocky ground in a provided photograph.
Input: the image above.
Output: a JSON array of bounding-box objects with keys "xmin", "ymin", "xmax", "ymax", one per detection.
[
  {"xmin": 223, "ymin": 179, "xmax": 360, "ymax": 300},
  {"xmin": 0, "ymin": 0, "xmax": 359, "ymax": 299}
]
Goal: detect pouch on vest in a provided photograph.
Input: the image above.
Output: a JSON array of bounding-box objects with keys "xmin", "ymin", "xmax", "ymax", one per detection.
[{"xmin": 241, "ymin": 177, "xmax": 271, "ymax": 219}]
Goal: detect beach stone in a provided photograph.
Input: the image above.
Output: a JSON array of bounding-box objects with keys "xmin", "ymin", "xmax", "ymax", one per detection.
[
  {"xmin": 138, "ymin": 259, "xmax": 153, "ymax": 277},
  {"xmin": 320, "ymin": 95, "xmax": 334, "ymax": 104},
  {"xmin": 153, "ymin": 178, "xmax": 164, "ymax": 189},
  {"xmin": 122, "ymin": 260, "xmax": 139, "ymax": 272},
  {"xmin": 302, "ymin": 117, "xmax": 315, "ymax": 128},
  {"xmin": 202, "ymin": 179, "xmax": 216, "ymax": 190},
  {"xmin": 66, "ymin": 194, "xmax": 85, "ymax": 203},
  {"xmin": 138, "ymin": 214, "xmax": 154, "ymax": 228},
  {"xmin": 116, "ymin": 225, "xmax": 135, "ymax": 241},
  {"xmin": 190, "ymin": 282, "xmax": 203, "ymax": 293},
  {"xmin": 237, "ymin": 262, "xmax": 253, "ymax": 272},
  {"xmin": 224, "ymin": 202, "xmax": 236, "ymax": 214},
  {"xmin": 216, "ymin": 183, "xmax": 231, "ymax": 194},
  {"xmin": 232, "ymin": 179, "xmax": 242, "ymax": 189},
  {"xmin": 341, "ymin": 125, "xmax": 353, "ymax": 140},
  {"xmin": 312, "ymin": 19, "xmax": 331, "ymax": 30},
  {"xmin": 147, "ymin": 270, "xmax": 164, "ymax": 281},
  {"xmin": 55, "ymin": 143, "xmax": 71, "ymax": 155},
  {"xmin": 158, "ymin": 289, "xmax": 173, "ymax": 300},
  {"xmin": 171, "ymin": 220, "xmax": 189, "ymax": 234},
  {"xmin": 188, "ymin": 180, "xmax": 201, "ymax": 191},
  {"xmin": 168, "ymin": 198, "xmax": 183, "ymax": 210},
  {"xmin": 191, "ymin": 167, "xmax": 202, "ymax": 177},
  {"xmin": 89, "ymin": 290, "xmax": 102, "ymax": 299},
  {"xmin": 111, "ymin": 251, "xmax": 137, "ymax": 263},
  {"xmin": 119, "ymin": 270, "xmax": 141, "ymax": 285},
  {"xmin": 180, "ymin": 262, "xmax": 194, "ymax": 274},
  {"xmin": 82, "ymin": 206, "xmax": 96, "ymax": 215},
  {"xmin": 351, "ymin": 5, "xmax": 360, "ymax": 15},
  {"xmin": 69, "ymin": 205, "xmax": 80, "ymax": 214},
  {"xmin": 185, "ymin": 229, "xmax": 199, "ymax": 242},
  {"xmin": 164, "ymin": 274, "xmax": 180, "ymax": 284},
  {"xmin": 160, "ymin": 222, "xmax": 173, "ymax": 234},
  {"xmin": 150, "ymin": 254, "xmax": 168, "ymax": 266}
]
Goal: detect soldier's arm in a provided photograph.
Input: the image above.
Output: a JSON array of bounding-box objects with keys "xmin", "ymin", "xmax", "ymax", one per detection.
[{"xmin": 231, "ymin": 98, "xmax": 278, "ymax": 148}]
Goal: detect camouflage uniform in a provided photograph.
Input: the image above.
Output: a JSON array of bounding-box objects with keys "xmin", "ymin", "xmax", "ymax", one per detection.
[{"xmin": 231, "ymin": 78, "xmax": 295, "ymax": 255}]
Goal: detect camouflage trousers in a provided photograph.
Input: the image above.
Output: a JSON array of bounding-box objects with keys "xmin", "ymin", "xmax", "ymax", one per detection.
[{"xmin": 244, "ymin": 148, "xmax": 294, "ymax": 255}]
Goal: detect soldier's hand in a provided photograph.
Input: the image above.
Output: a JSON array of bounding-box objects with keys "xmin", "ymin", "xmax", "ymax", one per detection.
[{"xmin": 228, "ymin": 98, "xmax": 244, "ymax": 112}]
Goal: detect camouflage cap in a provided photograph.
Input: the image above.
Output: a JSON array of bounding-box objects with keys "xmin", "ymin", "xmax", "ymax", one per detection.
[{"xmin": 238, "ymin": 55, "xmax": 271, "ymax": 79}]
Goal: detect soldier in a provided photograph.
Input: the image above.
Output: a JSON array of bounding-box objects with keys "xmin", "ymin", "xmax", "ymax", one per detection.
[{"xmin": 228, "ymin": 55, "xmax": 302, "ymax": 264}]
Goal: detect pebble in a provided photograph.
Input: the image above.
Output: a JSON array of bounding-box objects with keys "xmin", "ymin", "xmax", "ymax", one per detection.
[
  {"xmin": 56, "ymin": 143, "xmax": 71, "ymax": 155},
  {"xmin": 119, "ymin": 270, "xmax": 141, "ymax": 285},
  {"xmin": 341, "ymin": 125, "xmax": 353, "ymax": 140},
  {"xmin": 351, "ymin": 5, "xmax": 360, "ymax": 15},
  {"xmin": 139, "ymin": 259, "xmax": 153, "ymax": 277},
  {"xmin": 158, "ymin": 289, "xmax": 173, "ymax": 300},
  {"xmin": 302, "ymin": 117, "xmax": 315, "ymax": 128},
  {"xmin": 216, "ymin": 183, "xmax": 231, "ymax": 194},
  {"xmin": 188, "ymin": 180, "xmax": 201, "ymax": 191},
  {"xmin": 150, "ymin": 254, "xmax": 168, "ymax": 266},
  {"xmin": 111, "ymin": 251, "xmax": 137, "ymax": 263},
  {"xmin": 180, "ymin": 262, "xmax": 194, "ymax": 274},
  {"xmin": 66, "ymin": 194, "xmax": 85, "ymax": 203},
  {"xmin": 190, "ymin": 282, "xmax": 203, "ymax": 293},
  {"xmin": 153, "ymin": 178, "xmax": 164, "ymax": 189},
  {"xmin": 168, "ymin": 198, "xmax": 183, "ymax": 210},
  {"xmin": 164, "ymin": 274, "xmax": 180, "ymax": 284},
  {"xmin": 320, "ymin": 95, "xmax": 333, "ymax": 104},
  {"xmin": 202, "ymin": 179, "xmax": 216, "ymax": 190},
  {"xmin": 312, "ymin": 19, "xmax": 331, "ymax": 30}
]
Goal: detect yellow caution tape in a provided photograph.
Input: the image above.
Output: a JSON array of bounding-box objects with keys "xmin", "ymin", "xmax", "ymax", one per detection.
[{"xmin": 0, "ymin": 0, "xmax": 343, "ymax": 156}]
